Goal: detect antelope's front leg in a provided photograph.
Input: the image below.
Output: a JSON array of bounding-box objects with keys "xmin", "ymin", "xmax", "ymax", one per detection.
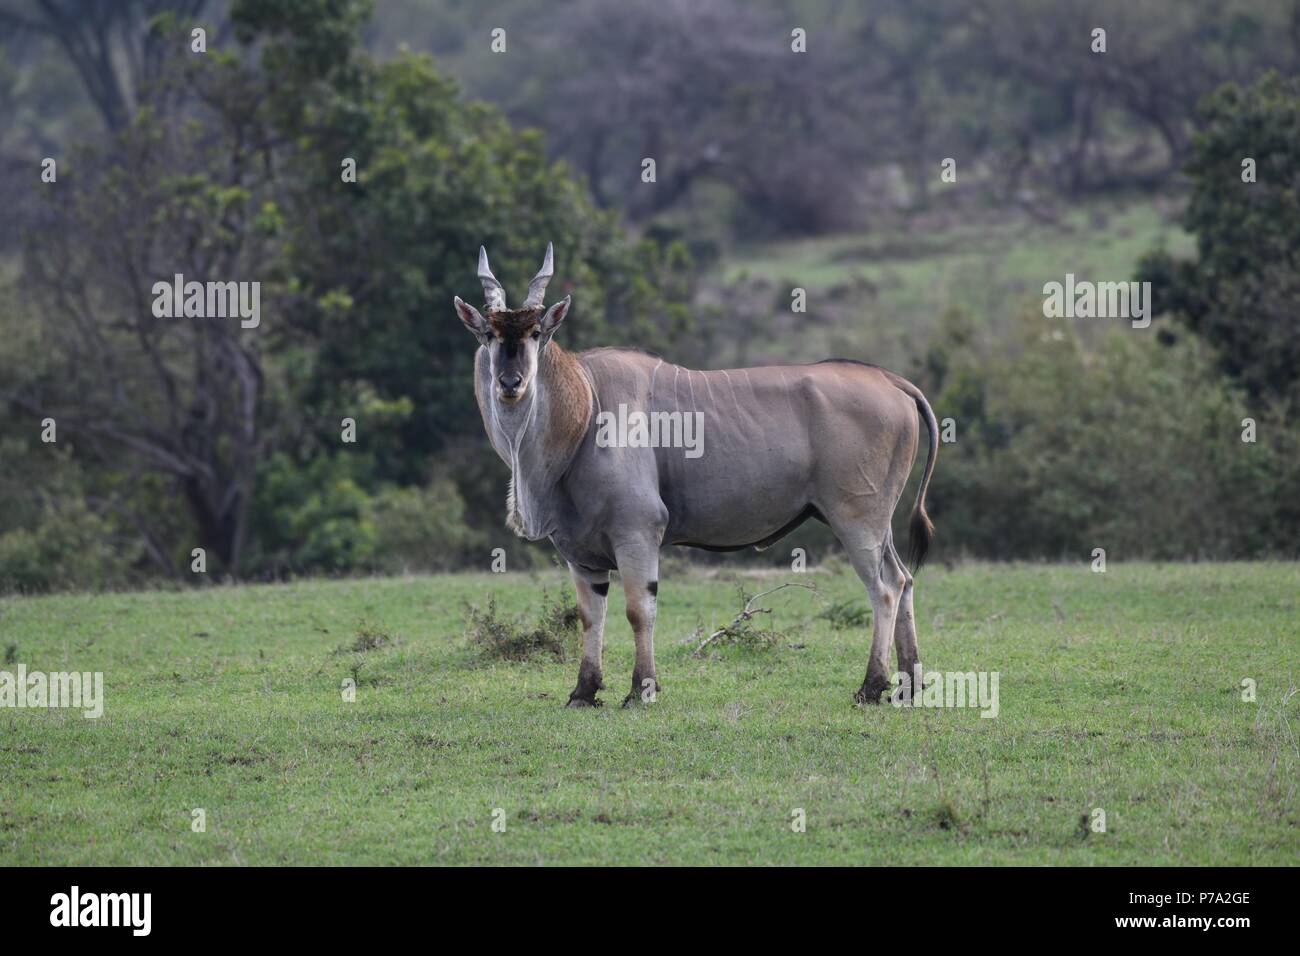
[
  {"xmin": 566, "ymin": 565, "xmax": 609, "ymax": 708},
  {"xmin": 615, "ymin": 544, "xmax": 661, "ymax": 707}
]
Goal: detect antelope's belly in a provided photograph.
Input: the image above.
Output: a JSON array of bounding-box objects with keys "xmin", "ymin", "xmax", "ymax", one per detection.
[{"xmin": 659, "ymin": 449, "xmax": 813, "ymax": 550}]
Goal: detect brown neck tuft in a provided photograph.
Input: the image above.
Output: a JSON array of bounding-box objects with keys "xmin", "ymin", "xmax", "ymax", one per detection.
[{"xmin": 538, "ymin": 341, "xmax": 592, "ymax": 456}]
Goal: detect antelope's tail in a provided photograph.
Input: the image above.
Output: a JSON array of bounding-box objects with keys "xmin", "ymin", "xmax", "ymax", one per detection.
[{"xmin": 884, "ymin": 372, "xmax": 938, "ymax": 571}]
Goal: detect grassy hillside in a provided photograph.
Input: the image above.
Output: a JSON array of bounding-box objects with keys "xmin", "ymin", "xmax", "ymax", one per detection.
[
  {"xmin": 723, "ymin": 197, "xmax": 1193, "ymax": 294},
  {"xmin": 716, "ymin": 196, "xmax": 1196, "ymax": 369},
  {"xmin": 0, "ymin": 562, "xmax": 1295, "ymax": 865}
]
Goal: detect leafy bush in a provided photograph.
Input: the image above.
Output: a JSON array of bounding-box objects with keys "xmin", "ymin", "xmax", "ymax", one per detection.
[
  {"xmin": 246, "ymin": 453, "xmax": 376, "ymax": 576},
  {"xmin": 367, "ymin": 479, "xmax": 486, "ymax": 574},
  {"xmin": 925, "ymin": 311, "xmax": 1300, "ymax": 561},
  {"xmin": 0, "ymin": 500, "xmax": 140, "ymax": 594}
]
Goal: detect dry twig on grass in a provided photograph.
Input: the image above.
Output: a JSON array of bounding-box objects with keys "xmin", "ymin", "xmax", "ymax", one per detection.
[{"xmin": 692, "ymin": 582, "xmax": 817, "ymax": 656}]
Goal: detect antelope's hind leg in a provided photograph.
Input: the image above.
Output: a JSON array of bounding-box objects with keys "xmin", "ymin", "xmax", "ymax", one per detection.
[
  {"xmin": 828, "ymin": 520, "xmax": 906, "ymax": 705},
  {"xmin": 887, "ymin": 538, "xmax": 921, "ymax": 701},
  {"xmin": 566, "ymin": 564, "xmax": 609, "ymax": 708}
]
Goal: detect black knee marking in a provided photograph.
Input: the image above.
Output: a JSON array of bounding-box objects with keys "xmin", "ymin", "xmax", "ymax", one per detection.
[
  {"xmin": 647, "ymin": 580, "xmax": 658, "ymax": 597},
  {"xmin": 592, "ymin": 581, "xmax": 609, "ymax": 597}
]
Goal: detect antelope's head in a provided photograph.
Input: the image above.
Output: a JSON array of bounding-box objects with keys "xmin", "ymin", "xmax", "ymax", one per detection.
[{"xmin": 454, "ymin": 244, "xmax": 571, "ymax": 405}]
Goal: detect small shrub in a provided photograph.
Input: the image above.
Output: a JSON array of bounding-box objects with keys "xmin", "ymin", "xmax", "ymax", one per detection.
[
  {"xmin": 465, "ymin": 587, "xmax": 580, "ymax": 662},
  {"xmin": 818, "ymin": 599, "xmax": 871, "ymax": 630},
  {"xmin": 700, "ymin": 616, "xmax": 784, "ymax": 652},
  {"xmin": 537, "ymin": 588, "xmax": 582, "ymax": 636},
  {"xmin": 347, "ymin": 622, "xmax": 392, "ymax": 653}
]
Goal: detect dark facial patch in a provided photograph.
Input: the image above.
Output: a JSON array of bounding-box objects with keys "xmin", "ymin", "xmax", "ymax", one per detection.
[
  {"xmin": 592, "ymin": 581, "xmax": 609, "ymax": 597},
  {"xmin": 488, "ymin": 308, "xmax": 542, "ymax": 388},
  {"xmin": 487, "ymin": 308, "xmax": 543, "ymax": 344},
  {"xmin": 647, "ymin": 581, "xmax": 658, "ymax": 597}
]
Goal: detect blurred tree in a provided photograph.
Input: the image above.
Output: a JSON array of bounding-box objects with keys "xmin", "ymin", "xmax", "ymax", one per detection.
[
  {"xmin": 7, "ymin": 0, "xmax": 696, "ymax": 581},
  {"xmin": 1139, "ymin": 71, "xmax": 1300, "ymax": 408},
  {"xmin": 973, "ymin": 0, "xmax": 1300, "ymax": 196},
  {"xmin": 476, "ymin": 0, "xmax": 875, "ymax": 233},
  {"xmin": 455, "ymin": 0, "xmax": 1300, "ymax": 223},
  {"xmin": 15, "ymin": 29, "xmax": 278, "ymax": 576},
  {"xmin": 0, "ymin": 0, "xmax": 216, "ymax": 131}
]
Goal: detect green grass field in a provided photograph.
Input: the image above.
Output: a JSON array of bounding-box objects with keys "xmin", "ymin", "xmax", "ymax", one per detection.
[{"xmin": 1, "ymin": 562, "xmax": 1295, "ymax": 865}]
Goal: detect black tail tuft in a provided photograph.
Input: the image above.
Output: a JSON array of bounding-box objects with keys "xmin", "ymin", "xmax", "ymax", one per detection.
[{"xmin": 907, "ymin": 503, "xmax": 934, "ymax": 572}]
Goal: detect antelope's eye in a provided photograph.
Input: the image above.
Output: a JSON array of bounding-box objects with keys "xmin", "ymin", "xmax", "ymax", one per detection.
[{"xmin": 531, "ymin": 330, "xmax": 541, "ymax": 340}]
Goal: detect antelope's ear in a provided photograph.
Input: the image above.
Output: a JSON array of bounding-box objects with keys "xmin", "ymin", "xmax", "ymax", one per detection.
[
  {"xmin": 454, "ymin": 296, "xmax": 490, "ymax": 341},
  {"xmin": 540, "ymin": 295, "xmax": 571, "ymax": 335}
]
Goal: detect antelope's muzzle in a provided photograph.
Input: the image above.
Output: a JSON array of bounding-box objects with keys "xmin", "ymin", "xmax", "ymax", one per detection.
[{"xmin": 498, "ymin": 371, "xmax": 524, "ymax": 401}]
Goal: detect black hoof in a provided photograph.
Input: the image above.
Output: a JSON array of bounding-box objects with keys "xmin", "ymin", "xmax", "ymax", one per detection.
[
  {"xmin": 854, "ymin": 678, "xmax": 891, "ymax": 706},
  {"xmin": 622, "ymin": 677, "xmax": 660, "ymax": 708},
  {"xmin": 893, "ymin": 666, "xmax": 922, "ymax": 706},
  {"xmin": 566, "ymin": 695, "xmax": 603, "ymax": 709}
]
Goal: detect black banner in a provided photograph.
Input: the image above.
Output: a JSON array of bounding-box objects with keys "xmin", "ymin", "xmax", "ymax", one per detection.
[{"xmin": 1, "ymin": 866, "xmax": 1281, "ymax": 941}]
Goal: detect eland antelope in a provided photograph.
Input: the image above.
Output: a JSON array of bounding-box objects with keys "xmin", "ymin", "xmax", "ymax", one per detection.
[{"xmin": 454, "ymin": 245, "xmax": 938, "ymax": 707}]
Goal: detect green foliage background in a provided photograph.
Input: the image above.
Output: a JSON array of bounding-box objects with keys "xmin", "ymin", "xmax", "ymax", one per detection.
[{"xmin": 0, "ymin": 0, "xmax": 1297, "ymax": 591}]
